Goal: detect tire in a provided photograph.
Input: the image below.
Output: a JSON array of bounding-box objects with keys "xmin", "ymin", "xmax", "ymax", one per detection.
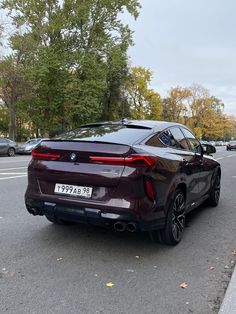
[
  {"xmin": 149, "ymin": 190, "xmax": 186, "ymax": 245},
  {"xmin": 208, "ymin": 174, "xmax": 221, "ymax": 207},
  {"xmin": 8, "ymin": 147, "xmax": 15, "ymax": 157},
  {"xmin": 45, "ymin": 214, "xmax": 71, "ymax": 225}
]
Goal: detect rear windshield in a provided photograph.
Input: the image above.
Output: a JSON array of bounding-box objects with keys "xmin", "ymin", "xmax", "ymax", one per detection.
[{"xmin": 55, "ymin": 124, "xmax": 152, "ymax": 145}]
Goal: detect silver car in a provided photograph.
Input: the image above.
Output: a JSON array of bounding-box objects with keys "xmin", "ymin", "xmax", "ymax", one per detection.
[
  {"xmin": 0, "ymin": 138, "xmax": 18, "ymax": 156},
  {"xmin": 18, "ymin": 138, "xmax": 48, "ymax": 154}
]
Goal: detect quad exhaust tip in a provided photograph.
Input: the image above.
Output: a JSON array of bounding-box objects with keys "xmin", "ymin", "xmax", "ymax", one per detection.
[
  {"xmin": 114, "ymin": 221, "xmax": 126, "ymax": 232},
  {"xmin": 27, "ymin": 207, "xmax": 41, "ymax": 216},
  {"xmin": 113, "ymin": 221, "xmax": 137, "ymax": 232},
  {"xmin": 126, "ymin": 222, "xmax": 137, "ymax": 233}
]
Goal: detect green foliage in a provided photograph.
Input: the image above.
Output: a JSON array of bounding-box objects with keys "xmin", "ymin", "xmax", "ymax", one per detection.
[
  {"xmin": 126, "ymin": 67, "xmax": 162, "ymax": 120},
  {"xmin": 1, "ymin": 0, "xmax": 141, "ymax": 137},
  {"xmin": 0, "ymin": 104, "xmax": 8, "ymax": 135}
]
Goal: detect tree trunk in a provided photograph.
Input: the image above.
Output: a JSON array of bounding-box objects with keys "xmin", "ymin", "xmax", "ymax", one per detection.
[
  {"xmin": 8, "ymin": 104, "xmax": 16, "ymax": 141},
  {"xmin": 43, "ymin": 109, "xmax": 50, "ymax": 138}
]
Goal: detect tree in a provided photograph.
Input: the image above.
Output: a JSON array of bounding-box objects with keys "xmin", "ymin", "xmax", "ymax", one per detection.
[
  {"xmin": 2, "ymin": 0, "xmax": 141, "ymax": 136},
  {"xmin": 126, "ymin": 67, "xmax": 162, "ymax": 120},
  {"xmin": 102, "ymin": 45, "xmax": 129, "ymax": 120},
  {"xmin": 0, "ymin": 103, "xmax": 8, "ymax": 135},
  {"xmin": 162, "ymin": 87, "xmax": 191, "ymax": 123},
  {"xmin": 0, "ymin": 55, "xmax": 25, "ymax": 140},
  {"xmin": 163, "ymin": 84, "xmax": 233, "ymax": 140}
]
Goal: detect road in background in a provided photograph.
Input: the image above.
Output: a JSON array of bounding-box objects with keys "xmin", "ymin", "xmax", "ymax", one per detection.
[
  {"xmin": 0, "ymin": 156, "xmax": 29, "ymax": 181},
  {"xmin": 0, "ymin": 149, "xmax": 236, "ymax": 314}
]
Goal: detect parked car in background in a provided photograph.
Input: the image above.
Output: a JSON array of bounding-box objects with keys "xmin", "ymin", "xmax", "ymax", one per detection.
[
  {"xmin": 200, "ymin": 140, "xmax": 209, "ymax": 145},
  {"xmin": 209, "ymin": 141, "xmax": 216, "ymax": 146},
  {"xmin": 25, "ymin": 120, "xmax": 221, "ymax": 245},
  {"xmin": 215, "ymin": 141, "xmax": 224, "ymax": 146},
  {"xmin": 0, "ymin": 138, "xmax": 18, "ymax": 156},
  {"xmin": 18, "ymin": 138, "xmax": 49, "ymax": 154},
  {"xmin": 226, "ymin": 141, "xmax": 236, "ymax": 151}
]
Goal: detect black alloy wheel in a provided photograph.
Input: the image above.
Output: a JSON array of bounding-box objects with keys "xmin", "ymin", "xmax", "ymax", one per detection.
[
  {"xmin": 208, "ymin": 174, "xmax": 221, "ymax": 207},
  {"xmin": 8, "ymin": 147, "xmax": 15, "ymax": 157},
  {"xmin": 149, "ymin": 190, "xmax": 186, "ymax": 245}
]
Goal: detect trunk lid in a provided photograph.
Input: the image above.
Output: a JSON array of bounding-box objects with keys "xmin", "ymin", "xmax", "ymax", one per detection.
[{"xmin": 30, "ymin": 140, "xmax": 135, "ymax": 199}]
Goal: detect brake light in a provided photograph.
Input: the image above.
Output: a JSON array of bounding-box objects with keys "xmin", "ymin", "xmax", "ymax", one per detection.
[
  {"xmin": 145, "ymin": 179, "xmax": 156, "ymax": 201},
  {"xmin": 125, "ymin": 155, "xmax": 157, "ymax": 167},
  {"xmin": 32, "ymin": 149, "xmax": 60, "ymax": 160},
  {"xmin": 90, "ymin": 155, "xmax": 157, "ymax": 167},
  {"xmin": 90, "ymin": 156, "xmax": 125, "ymax": 165}
]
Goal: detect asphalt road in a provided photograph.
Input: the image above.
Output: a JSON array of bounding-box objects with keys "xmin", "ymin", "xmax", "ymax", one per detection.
[{"xmin": 0, "ymin": 148, "xmax": 236, "ymax": 314}]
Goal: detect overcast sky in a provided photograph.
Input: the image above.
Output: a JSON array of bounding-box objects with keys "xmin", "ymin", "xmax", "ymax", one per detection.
[{"xmin": 124, "ymin": 0, "xmax": 236, "ymax": 116}]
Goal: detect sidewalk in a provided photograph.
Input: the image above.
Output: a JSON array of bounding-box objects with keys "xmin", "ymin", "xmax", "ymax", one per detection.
[{"xmin": 219, "ymin": 265, "xmax": 236, "ymax": 314}]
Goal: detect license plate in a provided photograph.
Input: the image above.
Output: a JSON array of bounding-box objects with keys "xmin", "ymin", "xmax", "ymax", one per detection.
[{"xmin": 54, "ymin": 183, "xmax": 93, "ymax": 198}]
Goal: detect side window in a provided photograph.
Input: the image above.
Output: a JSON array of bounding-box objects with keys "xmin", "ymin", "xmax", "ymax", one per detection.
[
  {"xmin": 0, "ymin": 138, "xmax": 7, "ymax": 144},
  {"xmin": 146, "ymin": 134, "xmax": 165, "ymax": 147},
  {"xmin": 146, "ymin": 130, "xmax": 176, "ymax": 148},
  {"xmin": 181, "ymin": 128, "xmax": 202, "ymax": 154},
  {"xmin": 169, "ymin": 127, "xmax": 190, "ymax": 150},
  {"xmin": 159, "ymin": 129, "xmax": 175, "ymax": 146}
]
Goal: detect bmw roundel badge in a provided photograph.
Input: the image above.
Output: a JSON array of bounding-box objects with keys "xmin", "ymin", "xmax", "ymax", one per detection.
[{"xmin": 70, "ymin": 153, "xmax": 77, "ymax": 162}]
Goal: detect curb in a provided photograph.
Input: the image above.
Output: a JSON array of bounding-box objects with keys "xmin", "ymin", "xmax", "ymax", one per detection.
[{"xmin": 219, "ymin": 265, "xmax": 236, "ymax": 313}]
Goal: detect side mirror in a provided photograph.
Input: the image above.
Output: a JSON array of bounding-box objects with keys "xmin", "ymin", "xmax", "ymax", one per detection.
[{"xmin": 202, "ymin": 144, "xmax": 216, "ymax": 155}]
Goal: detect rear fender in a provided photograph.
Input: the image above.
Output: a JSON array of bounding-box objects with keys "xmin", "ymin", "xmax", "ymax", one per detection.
[
  {"xmin": 210, "ymin": 166, "xmax": 221, "ymax": 191},
  {"xmin": 163, "ymin": 175, "xmax": 187, "ymax": 218}
]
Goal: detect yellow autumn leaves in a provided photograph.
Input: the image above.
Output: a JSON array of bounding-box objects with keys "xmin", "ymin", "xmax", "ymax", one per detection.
[{"xmin": 127, "ymin": 67, "xmax": 235, "ymax": 140}]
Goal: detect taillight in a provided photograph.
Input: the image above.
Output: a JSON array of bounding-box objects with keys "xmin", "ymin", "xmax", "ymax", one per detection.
[
  {"xmin": 32, "ymin": 149, "xmax": 60, "ymax": 160},
  {"xmin": 125, "ymin": 155, "xmax": 157, "ymax": 167},
  {"xmin": 145, "ymin": 179, "xmax": 156, "ymax": 201},
  {"xmin": 89, "ymin": 156, "xmax": 125, "ymax": 165},
  {"xmin": 90, "ymin": 155, "xmax": 157, "ymax": 167}
]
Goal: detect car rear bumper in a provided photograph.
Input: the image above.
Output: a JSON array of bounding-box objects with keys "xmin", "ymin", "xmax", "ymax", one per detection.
[
  {"xmin": 17, "ymin": 149, "xmax": 32, "ymax": 154},
  {"xmin": 25, "ymin": 198, "xmax": 165, "ymax": 232}
]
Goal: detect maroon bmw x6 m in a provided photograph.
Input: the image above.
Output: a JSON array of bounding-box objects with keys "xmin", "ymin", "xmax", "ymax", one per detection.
[{"xmin": 25, "ymin": 120, "xmax": 221, "ymax": 245}]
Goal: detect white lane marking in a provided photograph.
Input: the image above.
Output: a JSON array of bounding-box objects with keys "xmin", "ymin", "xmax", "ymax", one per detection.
[
  {"xmin": 233, "ymin": 176, "xmax": 236, "ymax": 178},
  {"xmin": 0, "ymin": 175, "xmax": 27, "ymax": 180},
  {"xmin": 0, "ymin": 159, "xmax": 30, "ymax": 164},
  {"xmin": 0, "ymin": 172, "xmax": 27, "ymax": 175},
  {"xmin": 216, "ymin": 155, "xmax": 236, "ymax": 161},
  {"xmin": 0, "ymin": 167, "xmax": 27, "ymax": 171}
]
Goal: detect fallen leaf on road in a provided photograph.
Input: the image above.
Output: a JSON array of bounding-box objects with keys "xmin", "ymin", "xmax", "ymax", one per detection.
[
  {"xmin": 106, "ymin": 282, "xmax": 114, "ymax": 288},
  {"xmin": 57, "ymin": 258, "xmax": 63, "ymax": 261},
  {"xmin": 9, "ymin": 272, "xmax": 16, "ymax": 277},
  {"xmin": 231, "ymin": 250, "xmax": 236, "ymax": 256},
  {"xmin": 209, "ymin": 266, "xmax": 215, "ymax": 270},
  {"xmin": 135, "ymin": 256, "xmax": 140, "ymax": 259},
  {"xmin": 180, "ymin": 282, "xmax": 188, "ymax": 289},
  {"xmin": 127, "ymin": 269, "xmax": 134, "ymax": 273},
  {"xmin": 224, "ymin": 265, "xmax": 230, "ymax": 269}
]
